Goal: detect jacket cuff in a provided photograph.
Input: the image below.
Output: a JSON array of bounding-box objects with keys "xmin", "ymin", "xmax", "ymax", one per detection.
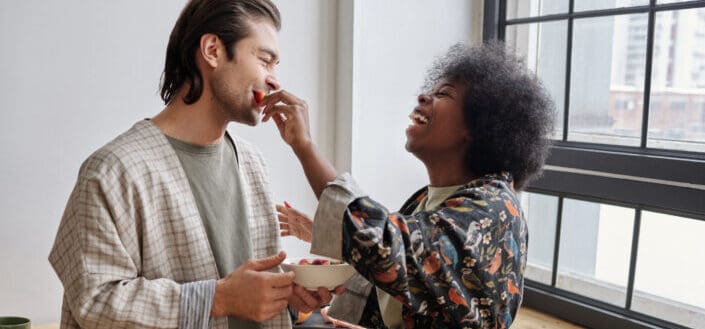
[
  {"xmin": 327, "ymin": 273, "xmax": 373, "ymax": 324},
  {"xmin": 310, "ymin": 173, "xmax": 366, "ymax": 260}
]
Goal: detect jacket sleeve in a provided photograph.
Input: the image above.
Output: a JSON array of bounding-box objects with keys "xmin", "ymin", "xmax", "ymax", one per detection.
[{"xmin": 48, "ymin": 170, "xmax": 213, "ymax": 329}]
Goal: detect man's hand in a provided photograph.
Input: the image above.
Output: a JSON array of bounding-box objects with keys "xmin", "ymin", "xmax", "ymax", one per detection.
[
  {"xmin": 261, "ymin": 90, "xmax": 312, "ymax": 151},
  {"xmin": 276, "ymin": 204, "xmax": 313, "ymax": 243},
  {"xmin": 211, "ymin": 251, "xmax": 295, "ymax": 322},
  {"xmin": 288, "ymin": 285, "xmax": 346, "ymax": 313}
]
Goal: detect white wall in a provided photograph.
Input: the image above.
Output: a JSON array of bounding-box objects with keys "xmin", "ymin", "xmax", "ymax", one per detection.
[
  {"xmin": 0, "ymin": 0, "xmax": 481, "ymax": 324},
  {"xmin": 348, "ymin": 0, "xmax": 482, "ymax": 208},
  {"xmin": 0, "ymin": 1, "xmax": 188, "ymax": 324},
  {"xmin": 0, "ymin": 0, "xmax": 336, "ymax": 323}
]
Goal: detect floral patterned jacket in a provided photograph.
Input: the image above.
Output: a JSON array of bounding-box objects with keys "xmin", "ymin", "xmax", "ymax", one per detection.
[{"xmin": 313, "ymin": 173, "xmax": 527, "ymax": 329}]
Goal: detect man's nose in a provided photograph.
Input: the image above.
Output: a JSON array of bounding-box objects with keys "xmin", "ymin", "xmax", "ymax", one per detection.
[
  {"xmin": 266, "ymin": 75, "xmax": 280, "ymax": 92},
  {"xmin": 417, "ymin": 93, "xmax": 431, "ymax": 105}
]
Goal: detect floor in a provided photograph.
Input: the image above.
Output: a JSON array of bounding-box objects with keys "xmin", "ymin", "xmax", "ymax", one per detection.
[
  {"xmin": 513, "ymin": 307, "xmax": 586, "ymax": 329},
  {"xmin": 33, "ymin": 307, "xmax": 585, "ymax": 329}
]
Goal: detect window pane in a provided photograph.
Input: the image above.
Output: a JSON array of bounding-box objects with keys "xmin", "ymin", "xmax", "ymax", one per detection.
[
  {"xmin": 506, "ymin": 0, "xmax": 568, "ymax": 20},
  {"xmin": 569, "ymin": 14, "xmax": 648, "ymax": 146},
  {"xmin": 520, "ymin": 192, "xmax": 559, "ymax": 285},
  {"xmin": 633, "ymin": 212, "xmax": 705, "ymax": 328},
  {"xmin": 647, "ymin": 8, "xmax": 705, "ymax": 152},
  {"xmin": 506, "ymin": 21, "xmax": 567, "ymax": 139},
  {"xmin": 556, "ymin": 199, "xmax": 634, "ymax": 306},
  {"xmin": 574, "ymin": 0, "xmax": 649, "ymax": 12}
]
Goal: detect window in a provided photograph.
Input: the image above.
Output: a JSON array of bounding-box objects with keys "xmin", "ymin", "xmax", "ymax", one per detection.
[
  {"xmin": 486, "ymin": 0, "xmax": 705, "ymax": 328},
  {"xmin": 633, "ymin": 211, "xmax": 705, "ymax": 328}
]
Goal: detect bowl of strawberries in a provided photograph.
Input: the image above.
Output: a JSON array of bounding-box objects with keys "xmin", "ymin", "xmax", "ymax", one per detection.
[{"xmin": 280, "ymin": 256, "xmax": 356, "ymax": 291}]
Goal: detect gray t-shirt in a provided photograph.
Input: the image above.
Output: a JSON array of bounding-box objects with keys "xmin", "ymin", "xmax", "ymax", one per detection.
[{"xmin": 167, "ymin": 133, "xmax": 259, "ymax": 329}]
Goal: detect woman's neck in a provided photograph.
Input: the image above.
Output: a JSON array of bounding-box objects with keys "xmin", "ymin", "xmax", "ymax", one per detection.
[{"xmin": 422, "ymin": 153, "xmax": 475, "ymax": 187}]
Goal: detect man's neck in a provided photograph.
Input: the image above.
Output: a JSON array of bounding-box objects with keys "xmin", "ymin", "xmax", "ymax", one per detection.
[{"xmin": 152, "ymin": 95, "xmax": 229, "ymax": 145}]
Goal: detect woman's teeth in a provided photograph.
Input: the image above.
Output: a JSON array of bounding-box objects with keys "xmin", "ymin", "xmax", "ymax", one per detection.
[{"xmin": 409, "ymin": 112, "xmax": 429, "ymax": 125}]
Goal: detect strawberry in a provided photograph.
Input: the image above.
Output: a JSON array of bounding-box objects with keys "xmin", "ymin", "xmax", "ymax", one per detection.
[
  {"xmin": 312, "ymin": 259, "xmax": 331, "ymax": 265},
  {"xmin": 298, "ymin": 259, "xmax": 311, "ymax": 265},
  {"xmin": 253, "ymin": 90, "xmax": 266, "ymax": 104}
]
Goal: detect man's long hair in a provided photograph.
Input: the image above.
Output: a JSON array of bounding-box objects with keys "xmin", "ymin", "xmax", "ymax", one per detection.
[{"xmin": 160, "ymin": 0, "xmax": 280, "ymax": 105}]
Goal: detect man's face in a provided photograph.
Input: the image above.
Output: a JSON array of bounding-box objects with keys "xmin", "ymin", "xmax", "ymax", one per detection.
[{"xmin": 210, "ymin": 18, "xmax": 280, "ymax": 126}]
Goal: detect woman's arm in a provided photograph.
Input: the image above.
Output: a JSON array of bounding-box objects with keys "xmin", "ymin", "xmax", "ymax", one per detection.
[{"xmin": 260, "ymin": 89, "xmax": 336, "ymax": 198}]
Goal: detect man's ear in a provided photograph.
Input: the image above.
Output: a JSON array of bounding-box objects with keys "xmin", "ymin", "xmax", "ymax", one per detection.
[{"xmin": 198, "ymin": 33, "xmax": 221, "ymax": 69}]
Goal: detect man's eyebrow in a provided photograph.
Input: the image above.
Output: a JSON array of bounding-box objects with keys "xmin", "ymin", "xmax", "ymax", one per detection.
[{"xmin": 258, "ymin": 47, "xmax": 280, "ymax": 64}]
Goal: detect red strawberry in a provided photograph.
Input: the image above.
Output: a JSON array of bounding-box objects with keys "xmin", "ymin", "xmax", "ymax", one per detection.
[
  {"xmin": 253, "ymin": 90, "xmax": 266, "ymax": 104},
  {"xmin": 312, "ymin": 259, "xmax": 328, "ymax": 265},
  {"xmin": 298, "ymin": 259, "xmax": 311, "ymax": 265}
]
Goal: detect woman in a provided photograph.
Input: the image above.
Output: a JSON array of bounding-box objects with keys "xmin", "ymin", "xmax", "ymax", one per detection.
[{"xmin": 262, "ymin": 42, "xmax": 554, "ymax": 329}]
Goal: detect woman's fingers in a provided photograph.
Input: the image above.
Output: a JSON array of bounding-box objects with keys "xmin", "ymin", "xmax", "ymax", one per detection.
[
  {"xmin": 261, "ymin": 89, "xmax": 305, "ymax": 107},
  {"xmin": 276, "ymin": 203, "xmax": 313, "ymax": 242},
  {"xmin": 262, "ymin": 104, "xmax": 295, "ymax": 123},
  {"xmin": 262, "ymin": 89, "xmax": 306, "ymax": 121}
]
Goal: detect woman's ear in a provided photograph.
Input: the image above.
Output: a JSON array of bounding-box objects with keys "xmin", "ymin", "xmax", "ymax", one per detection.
[
  {"xmin": 463, "ymin": 130, "xmax": 473, "ymax": 144},
  {"xmin": 198, "ymin": 33, "xmax": 221, "ymax": 69}
]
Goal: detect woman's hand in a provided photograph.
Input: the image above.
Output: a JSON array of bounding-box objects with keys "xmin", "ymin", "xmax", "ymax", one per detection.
[
  {"xmin": 276, "ymin": 203, "xmax": 313, "ymax": 243},
  {"xmin": 261, "ymin": 90, "xmax": 312, "ymax": 151},
  {"xmin": 262, "ymin": 90, "xmax": 338, "ymax": 199}
]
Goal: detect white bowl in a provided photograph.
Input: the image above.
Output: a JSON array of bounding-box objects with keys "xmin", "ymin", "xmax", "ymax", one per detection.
[{"xmin": 280, "ymin": 257, "xmax": 356, "ymax": 291}]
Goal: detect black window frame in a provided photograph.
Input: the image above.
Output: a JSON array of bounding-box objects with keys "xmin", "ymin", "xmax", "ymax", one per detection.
[{"xmin": 484, "ymin": 1, "xmax": 705, "ymax": 328}]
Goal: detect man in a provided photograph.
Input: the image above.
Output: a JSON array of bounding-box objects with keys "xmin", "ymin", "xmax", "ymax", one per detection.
[{"xmin": 49, "ymin": 1, "xmax": 330, "ymax": 328}]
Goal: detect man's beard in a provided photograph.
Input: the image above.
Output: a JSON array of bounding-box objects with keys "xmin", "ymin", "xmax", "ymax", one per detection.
[{"xmin": 211, "ymin": 78, "xmax": 259, "ymax": 126}]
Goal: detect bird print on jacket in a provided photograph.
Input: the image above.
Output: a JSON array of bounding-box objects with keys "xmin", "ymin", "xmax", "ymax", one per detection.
[{"xmin": 341, "ymin": 173, "xmax": 528, "ymax": 329}]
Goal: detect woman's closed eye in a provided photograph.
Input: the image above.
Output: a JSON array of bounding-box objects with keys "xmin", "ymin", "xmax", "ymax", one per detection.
[{"xmin": 434, "ymin": 90, "xmax": 451, "ymax": 98}]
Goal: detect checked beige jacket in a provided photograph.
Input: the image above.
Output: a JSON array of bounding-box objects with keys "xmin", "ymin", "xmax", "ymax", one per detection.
[{"xmin": 49, "ymin": 120, "xmax": 291, "ymax": 329}]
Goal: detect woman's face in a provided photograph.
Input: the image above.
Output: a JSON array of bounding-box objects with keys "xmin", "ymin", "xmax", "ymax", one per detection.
[{"xmin": 405, "ymin": 79, "xmax": 471, "ymax": 159}]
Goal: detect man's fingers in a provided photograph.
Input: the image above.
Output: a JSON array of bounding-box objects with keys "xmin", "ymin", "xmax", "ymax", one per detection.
[
  {"xmin": 294, "ymin": 285, "xmax": 319, "ymax": 309},
  {"xmin": 270, "ymin": 284, "xmax": 294, "ymax": 300},
  {"xmin": 262, "ymin": 299, "xmax": 289, "ymax": 322},
  {"xmin": 289, "ymin": 295, "xmax": 314, "ymax": 313},
  {"xmin": 333, "ymin": 285, "xmax": 346, "ymax": 295},
  {"xmin": 266, "ymin": 270, "xmax": 296, "ymax": 287},
  {"xmin": 247, "ymin": 251, "xmax": 286, "ymax": 271},
  {"xmin": 317, "ymin": 287, "xmax": 332, "ymax": 304}
]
